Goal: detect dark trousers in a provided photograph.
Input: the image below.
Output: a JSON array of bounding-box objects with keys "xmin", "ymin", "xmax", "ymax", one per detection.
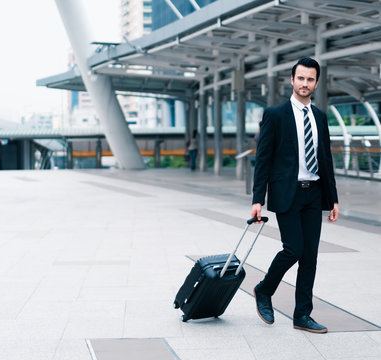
[{"xmin": 258, "ymin": 182, "xmax": 322, "ymax": 318}]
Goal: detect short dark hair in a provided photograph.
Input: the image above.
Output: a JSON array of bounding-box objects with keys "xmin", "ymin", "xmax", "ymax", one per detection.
[{"xmin": 291, "ymin": 57, "xmax": 320, "ymax": 82}]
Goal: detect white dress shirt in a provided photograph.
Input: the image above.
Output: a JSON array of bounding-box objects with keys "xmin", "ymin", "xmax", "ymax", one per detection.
[{"xmin": 290, "ymin": 95, "xmax": 320, "ymax": 181}]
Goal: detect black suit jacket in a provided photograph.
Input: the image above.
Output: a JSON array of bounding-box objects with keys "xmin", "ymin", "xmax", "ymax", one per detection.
[{"xmin": 252, "ymin": 100, "xmax": 338, "ymax": 213}]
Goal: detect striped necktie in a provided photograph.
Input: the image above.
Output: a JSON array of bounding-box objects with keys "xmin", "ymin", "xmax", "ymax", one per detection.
[{"xmin": 303, "ymin": 106, "xmax": 318, "ymax": 174}]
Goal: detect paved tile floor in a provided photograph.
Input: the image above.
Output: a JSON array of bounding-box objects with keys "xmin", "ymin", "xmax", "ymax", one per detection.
[{"xmin": 0, "ymin": 168, "xmax": 380, "ymax": 360}]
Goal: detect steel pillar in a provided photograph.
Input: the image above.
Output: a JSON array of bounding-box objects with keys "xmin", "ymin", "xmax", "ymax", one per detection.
[
  {"xmin": 190, "ymin": 97, "xmax": 198, "ymax": 134},
  {"xmin": 314, "ymin": 25, "xmax": 328, "ymax": 112},
  {"xmin": 55, "ymin": 0, "xmax": 144, "ymax": 169},
  {"xmin": 185, "ymin": 99, "xmax": 191, "ymax": 142},
  {"xmin": 199, "ymin": 92, "xmax": 208, "ymax": 171},
  {"xmin": 96, "ymin": 138, "xmax": 102, "ymax": 169},
  {"xmin": 214, "ymin": 88, "xmax": 222, "ymax": 176},
  {"xmin": 175, "ymin": 100, "xmax": 186, "ymax": 127},
  {"xmin": 267, "ymin": 76, "xmax": 278, "ymax": 107},
  {"xmin": 67, "ymin": 141, "xmax": 73, "ymax": 169},
  {"xmin": 267, "ymin": 48, "xmax": 278, "ymax": 107},
  {"xmin": 233, "ymin": 69, "xmax": 246, "ymax": 179},
  {"xmin": 162, "ymin": 100, "xmax": 172, "ymax": 127}
]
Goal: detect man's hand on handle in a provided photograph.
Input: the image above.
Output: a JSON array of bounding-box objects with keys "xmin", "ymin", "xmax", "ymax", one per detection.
[
  {"xmin": 251, "ymin": 203, "xmax": 264, "ymax": 223},
  {"xmin": 328, "ymin": 203, "xmax": 339, "ymax": 222}
]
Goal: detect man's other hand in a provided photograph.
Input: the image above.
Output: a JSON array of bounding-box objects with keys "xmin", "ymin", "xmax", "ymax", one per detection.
[{"xmin": 328, "ymin": 203, "xmax": 339, "ymax": 222}]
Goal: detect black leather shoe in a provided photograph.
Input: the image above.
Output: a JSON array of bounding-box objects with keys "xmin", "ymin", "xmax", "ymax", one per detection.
[
  {"xmin": 254, "ymin": 284, "xmax": 274, "ymax": 324},
  {"xmin": 293, "ymin": 315, "xmax": 327, "ymax": 333}
]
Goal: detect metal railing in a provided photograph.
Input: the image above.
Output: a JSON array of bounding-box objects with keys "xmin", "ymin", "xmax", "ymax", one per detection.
[
  {"xmin": 237, "ymin": 146, "xmax": 381, "ymax": 194},
  {"xmin": 331, "ymin": 146, "xmax": 381, "ymax": 180}
]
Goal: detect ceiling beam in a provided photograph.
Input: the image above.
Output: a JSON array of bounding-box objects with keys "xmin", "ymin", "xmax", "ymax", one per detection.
[
  {"xmin": 279, "ymin": 0, "xmax": 381, "ymax": 25},
  {"xmin": 222, "ymin": 24, "xmax": 316, "ymax": 43},
  {"xmin": 310, "ymin": 0, "xmax": 381, "ymax": 12}
]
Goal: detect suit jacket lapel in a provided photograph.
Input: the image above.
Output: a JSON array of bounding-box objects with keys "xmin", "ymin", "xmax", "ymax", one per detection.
[
  {"xmin": 285, "ymin": 100, "xmax": 298, "ymax": 155},
  {"xmin": 311, "ymin": 105, "xmax": 324, "ymax": 159}
]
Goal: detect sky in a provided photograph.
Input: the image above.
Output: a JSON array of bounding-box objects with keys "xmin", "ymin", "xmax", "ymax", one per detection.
[{"xmin": 0, "ymin": 0, "xmax": 120, "ymax": 123}]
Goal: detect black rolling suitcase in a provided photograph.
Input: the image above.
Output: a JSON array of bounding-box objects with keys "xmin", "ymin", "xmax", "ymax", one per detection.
[{"xmin": 174, "ymin": 216, "xmax": 268, "ymax": 322}]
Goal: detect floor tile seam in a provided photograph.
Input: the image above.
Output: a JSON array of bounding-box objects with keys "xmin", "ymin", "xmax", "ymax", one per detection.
[
  {"xmin": 51, "ymin": 334, "xmax": 75, "ymax": 360},
  {"xmin": 80, "ymin": 180, "xmax": 152, "ymax": 198},
  {"xmin": 122, "ymin": 301, "xmax": 128, "ymax": 337},
  {"xmin": 364, "ymin": 331, "xmax": 381, "ymax": 348},
  {"xmin": 77, "ymin": 170, "xmax": 172, "ymax": 193},
  {"xmin": 337, "ymin": 214, "xmax": 381, "ymax": 228},
  {"xmin": 14, "ymin": 275, "xmax": 47, "ymax": 321},
  {"xmin": 326, "ymin": 219, "xmax": 381, "ymax": 236},
  {"xmin": 81, "ymin": 169, "xmax": 251, "ymax": 204},
  {"xmin": 75, "ymin": 262, "xmax": 94, "ymax": 309},
  {"xmin": 242, "ymin": 334, "xmax": 259, "ymax": 360},
  {"xmin": 303, "ymin": 331, "xmax": 328, "ymax": 360}
]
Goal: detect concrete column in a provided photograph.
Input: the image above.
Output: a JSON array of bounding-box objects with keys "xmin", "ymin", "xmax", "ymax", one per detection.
[
  {"xmin": 267, "ymin": 48, "xmax": 278, "ymax": 107},
  {"xmin": 175, "ymin": 100, "xmax": 186, "ymax": 127},
  {"xmin": 96, "ymin": 138, "xmax": 102, "ymax": 169},
  {"xmin": 207, "ymin": 98, "xmax": 213, "ymax": 127},
  {"xmin": 314, "ymin": 66, "xmax": 328, "ymax": 111},
  {"xmin": 233, "ymin": 69, "xmax": 246, "ymax": 179},
  {"xmin": 189, "ymin": 97, "xmax": 197, "ymax": 134},
  {"xmin": 162, "ymin": 100, "xmax": 172, "ymax": 127},
  {"xmin": 214, "ymin": 73, "xmax": 223, "ymax": 175},
  {"xmin": 267, "ymin": 76, "xmax": 278, "ymax": 107},
  {"xmin": 154, "ymin": 139, "xmax": 162, "ymax": 168},
  {"xmin": 67, "ymin": 141, "xmax": 73, "ymax": 169},
  {"xmin": 236, "ymin": 89, "xmax": 246, "ymax": 179},
  {"xmin": 314, "ymin": 25, "xmax": 328, "ymax": 112},
  {"xmin": 199, "ymin": 92, "xmax": 208, "ymax": 171},
  {"xmin": 185, "ymin": 99, "xmax": 191, "ymax": 142},
  {"xmin": 55, "ymin": 0, "xmax": 144, "ymax": 169},
  {"xmin": 20, "ymin": 140, "xmax": 32, "ymax": 170}
]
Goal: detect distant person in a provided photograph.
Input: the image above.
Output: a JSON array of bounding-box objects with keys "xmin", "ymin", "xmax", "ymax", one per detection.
[
  {"xmin": 251, "ymin": 57, "xmax": 339, "ymax": 333},
  {"xmin": 188, "ymin": 130, "xmax": 198, "ymax": 171}
]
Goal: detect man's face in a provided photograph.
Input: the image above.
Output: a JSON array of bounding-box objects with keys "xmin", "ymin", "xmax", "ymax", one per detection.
[{"xmin": 291, "ymin": 65, "xmax": 318, "ymax": 101}]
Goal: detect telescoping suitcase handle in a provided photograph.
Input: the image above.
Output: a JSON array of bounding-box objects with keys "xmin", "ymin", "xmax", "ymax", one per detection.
[{"xmin": 220, "ymin": 216, "xmax": 268, "ymax": 278}]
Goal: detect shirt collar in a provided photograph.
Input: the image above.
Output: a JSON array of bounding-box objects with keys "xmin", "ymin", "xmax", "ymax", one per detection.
[{"xmin": 291, "ymin": 95, "xmax": 311, "ymax": 112}]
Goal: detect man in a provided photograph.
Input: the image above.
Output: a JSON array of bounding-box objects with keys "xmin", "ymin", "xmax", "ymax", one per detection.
[{"xmin": 251, "ymin": 57, "xmax": 339, "ymax": 334}]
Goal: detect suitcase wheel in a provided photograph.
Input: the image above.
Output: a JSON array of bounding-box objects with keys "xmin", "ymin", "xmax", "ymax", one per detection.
[
  {"xmin": 182, "ymin": 315, "xmax": 188, "ymax": 322},
  {"xmin": 173, "ymin": 301, "xmax": 180, "ymax": 309}
]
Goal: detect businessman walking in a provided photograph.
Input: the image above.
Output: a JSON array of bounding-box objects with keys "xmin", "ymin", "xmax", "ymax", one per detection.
[{"xmin": 251, "ymin": 57, "xmax": 339, "ymax": 333}]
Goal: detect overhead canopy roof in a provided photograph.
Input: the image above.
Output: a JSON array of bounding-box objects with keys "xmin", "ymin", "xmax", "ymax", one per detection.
[{"xmin": 38, "ymin": 0, "xmax": 381, "ymax": 106}]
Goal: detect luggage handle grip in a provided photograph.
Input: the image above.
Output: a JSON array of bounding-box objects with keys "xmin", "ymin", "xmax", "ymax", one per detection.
[
  {"xmin": 247, "ymin": 216, "xmax": 268, "ymax": 225},
  {"xmin": 220, "ymin": 217, "xmax": 268, "ymax": 278}
]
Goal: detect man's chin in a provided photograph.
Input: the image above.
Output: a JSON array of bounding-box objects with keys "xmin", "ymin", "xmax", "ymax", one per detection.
[{"xmin": 297, "ymin": 90, "xmax": 311, "ymax": 98}]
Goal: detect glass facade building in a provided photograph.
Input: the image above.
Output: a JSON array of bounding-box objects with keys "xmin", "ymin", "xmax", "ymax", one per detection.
[{"xmin": 152, "ymin": 0, "xmax": 218, "ymax": 30}]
